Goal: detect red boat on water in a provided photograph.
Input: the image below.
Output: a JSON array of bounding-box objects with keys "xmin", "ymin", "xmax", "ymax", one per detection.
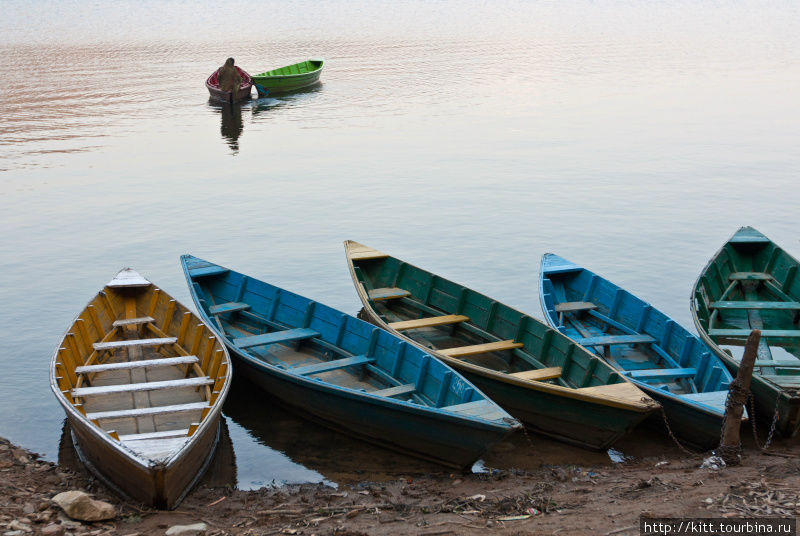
[{"xmin": 206, "ymin": 67, "xmax": 253, "ymax": 103}]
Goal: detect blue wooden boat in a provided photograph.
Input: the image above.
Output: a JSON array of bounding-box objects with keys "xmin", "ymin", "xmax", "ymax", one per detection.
[
  {"xmin": 181, "ymin": 255, "xmax": 520, "ymax": 468},
  {"xmin": 540, "ymin": 254, "xmax": 738, "ymax": 450}
]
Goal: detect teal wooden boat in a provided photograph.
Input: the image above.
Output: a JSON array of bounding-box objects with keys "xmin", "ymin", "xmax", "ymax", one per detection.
[
  {"xmin": 181, "ymin": 255, "xmax": 520, "ymax": 469},
  {"xmin": 252, "ymin": 59, "xmax": 324, "ymax": 96},
  {"xmin": 345, "ymin": 241, "xmax": 659, "ymax": 450},
  {"xmin": 691, "ymin": 226, "xmax": 800, "ymax": 439},
  {"xmin": 540, "ymin": 254, "xmax": 738, "ymax": 450}
]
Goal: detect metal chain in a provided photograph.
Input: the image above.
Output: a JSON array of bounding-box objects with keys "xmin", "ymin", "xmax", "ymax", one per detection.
[
  {"xmin": 660, "ymin": 406, "xmax": 700, "ymax": 456},
  {"xmin": 749, "ymin": 392, "xmax": 781, "ymax": 451}
]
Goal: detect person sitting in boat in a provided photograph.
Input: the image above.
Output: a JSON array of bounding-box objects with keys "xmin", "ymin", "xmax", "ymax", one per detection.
[{"xmin": 218, "ymin": 58, "xmax": 242, "ymax": 100}]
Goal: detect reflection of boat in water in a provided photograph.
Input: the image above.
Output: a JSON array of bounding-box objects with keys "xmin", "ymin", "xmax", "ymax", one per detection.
[
  {"xmin": 223, "ymin": 375, "xmax": 446, "ymax": 484},
  {"xmin": 219, "ymin": 103, "xmax": 243, "ymax": 154},
  {"xmin": 251, "ymin": 84, "xmax": 323, "ymax": 118},
  {"xmin": 59, "ymin": 417, "xmax": 237, "ymax": 491}
]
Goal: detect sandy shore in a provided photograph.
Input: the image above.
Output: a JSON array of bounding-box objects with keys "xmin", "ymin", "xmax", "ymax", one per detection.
[{"xmin": 2, "ymin": 434, "xmax": 799, "ymax": 536}]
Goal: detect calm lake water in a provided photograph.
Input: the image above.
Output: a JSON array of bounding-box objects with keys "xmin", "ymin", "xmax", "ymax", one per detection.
[{"xmin": 2, "ymin": 0, "xmax": 799, "ymax": 489}]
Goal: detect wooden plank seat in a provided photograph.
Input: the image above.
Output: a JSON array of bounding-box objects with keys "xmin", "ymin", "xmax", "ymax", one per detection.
[
  {"xmin": 119, "ymin": 429, "xmax": 190, "ymax": 441},
  {"xmin": 389, "ymin": 315, "xmax": 470, "ymax": 331},
  {"xmin": 440, "ymin": 400, "xmax": 508, "ymax": 421},
  {"xmin": 188, "ymin": 266, "xmax": 229, "ymax": 278},
  {"xmin": 371, "ymin": 383, "xmax": 416, "ymax": 398},
  {"xmin": 112, "ymin": 316, "xmax": 155, "ymax": 327},
  {"xmin": 575, "ymin": 382, "xmax": 649, "ymax": 403},
  {"xmin": 753, "ymin": 359, "xmax": 800, "ymax": 368},
  {"xmin": 728, "ymin": 272, "xmax": 773, "ymax": 281},
  {"xmin": 762, "ymin": 375, "xmax": 800, "ymax": 387},
  {"xmin": 709, "ymin": 329, "xmax": 800, "ymax": 339},
  {"xmin": 679, "ymin": 391, "xmax": 730, "ymax": 408},
  {"xmin": 93, "ymin": 337, "xmax": 177, "ymax": 351},
  {"xmin": 710, "ymin": 301, "xmax": 800, "ymax": 310},
  {"xmin": 368, "ymin": 287, "xmax": 412, "ymax": 301},
  {"xmin": 555, "ymin": 301, "xmax": 597, "ymax": 313},
  {"xmin": 439, "ymin": 340, "xmax": 524, "ymax": 358},
  {"xmin": 628, "ymin": 368, "xmax": 697, "ymax": 381},
  {"xmin": 209, "ymin": 302, "xmax": 250, "ymax": 315},
  {"xmin": 233, "ymin": 328, "xmax": 320, "ymax": 349},
  {"xmin": 509, "ymin": 367, "xmax": 562, "ymax": 382},
  {"xmin": 87, "ymin": 402, "xmax": 209, "ymax": 420},
  {"xmin": 292, "ymin": 355, "xmax": 375, "ymax": 376},
  {"xmin": 76, "ymin": 355, "xmax": 199, "ymax": 375},
  {"xmin": 72, "ymin": 377, "xmax": 214, "ymax": 397},
  {"xmin": 575, "ymin": 334, "xmax": 656, "ymax": 347}
]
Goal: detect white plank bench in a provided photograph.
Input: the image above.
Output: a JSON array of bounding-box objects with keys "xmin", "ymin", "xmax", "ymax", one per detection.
[
  {"xmin": 87, "ymin": 402, "xmax": 209, "ymax": 420},
  {"xmin": 209, "ymin": 302, "xmax": 250, "ymax": 315},
  {"xmin": 72, "ymin": 377, "xmax": 213, "ymax": 397},
  {"xmin": 76, "ymin": 355, "xmax": 198, "ymax": 375},
  {"xmin": 93, "ymin": 337, "xmax": 177, "ymax": 351}
]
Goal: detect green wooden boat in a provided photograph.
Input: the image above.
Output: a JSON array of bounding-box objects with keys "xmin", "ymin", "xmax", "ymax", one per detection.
[
  {"xmin": 691, "ymin": 226, "xmax": 800, "ymax": 439},
  {"xmin": 345, "ymin": 241, "xmax": 659, "ymax": 450},
  {"xmin": 252, "ymin": 59, "xmax": 324, "ymax": 96}
]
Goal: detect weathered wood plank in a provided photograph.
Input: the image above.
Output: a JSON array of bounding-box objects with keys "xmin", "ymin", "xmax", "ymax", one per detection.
[
  {"xmin": 709, "ymin": 329, "xmax": 800, "ymax": 338},
  {"xmin": 72, "ymin": 377, "xmax": 213, "ymax": 397},
  {"xmin": 349, "ymin": 244, "xmax": 389, "ymax": 261},
  {"xmin": 233, "ymin": 328, "xmax": 320, "ymax": 348},
  {"xmin": 710, "ymin": 301, "xmax": 800, "ymax": 310},
  {"xmin": 389, "ymin": 314, "xmax": 469, "ymax": 331},
  {"xmin": 76, "ymin": 355, "xmax": 198, "ymax": 374},
  {"xmin": 628, "ymin": 368, "xmax": 697, "ymax": 380},
  {"xmin": 106, "ymin": 268, "xmax": 150, "ymax": 288},
  {"xmin": 762, "ymin": 375, "xmax": 800, "ymax": 387},
  {"xmin": 208, "ymin": 302, "xmax": 251, "ymax": 315},
  {"xmin": 292, "ymin": 355, "xmax": 374, "ymax": 376},
  {"xmin": 509, "ymin": 367, "xmax": 562, "ymax": 381},
  {"xmin": 112, "ymin": 316, "xmax": 155, "ymax": 327},
  {"xmin": 370, "ymin": 383, "xmax": 416, "ymax": 398},
  {"xmin": 575, "ymin": 382, "xmax": 648, "ymax": 403},
  {"xmin": 439, "ymin": 340, "xmax": 524, "ymax": 358},
  {"xmin": 93, "ymin": 337, "xmax": 177, "ymax": 351},
  {"xmin": 728, "ymin": 272, "xmax": 773, "ymax": 281},
  {"xmin": 86, "ymin": 402, "xmax": 209, "ymax": 420},
  {"xmin": 555, "ymin": 301, "xmax": 597, "ymax": 313},
  {"xmin": 575, "ymin": 334, "xmax": 656, "ymax": 347},
  {"xmin": 440, "ymin": 400, "xmax": 507, "ymax": 421},
  {"xmin": 119, "ymin": 429, "xmax": 189, "ymax": 441},
  {"xmin": 368, "ymin": 287, "xmax": 412, "ymax": 301}
]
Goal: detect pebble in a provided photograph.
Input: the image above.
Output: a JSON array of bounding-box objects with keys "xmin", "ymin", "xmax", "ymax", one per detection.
[
  {"xmin": 41, "ymin": 525, "xmax": 64, "ymax": 536},
  {"xmin": 7, "ymin": 520, "xmax": 32, "ymax": 532},
  {"xmin": 21, "ymin": 504, "xmax": 34, "ymax": 515}
]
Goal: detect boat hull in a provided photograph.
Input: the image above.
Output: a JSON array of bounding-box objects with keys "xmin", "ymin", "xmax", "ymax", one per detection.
[
  {"xmin": 344, "ymin": 241, "xmax": 658, "ymax": 451},
  {"xmin": 206, "ymin": 66, "xmax": 253, "ymax": 103},
  {"xmin": 182, "ymin": 255, "xmax": 518, "ymax": 470},
  {"xmin": 691, "ymin": 227, "xmax": 800, "ymax": 439},
  {"xmin": 64, "ymin": 409, "xmax": 221, "ymax": 509},
  {"xmin": 228, "ymin": 348, "xmax": 510, "ymax": 468},
  {"xmin": 253, "ymin": 59, "xmax": 324, "ymax": 96}
]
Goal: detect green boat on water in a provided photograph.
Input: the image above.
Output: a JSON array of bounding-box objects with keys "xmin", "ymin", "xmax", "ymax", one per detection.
[
  {"xmin": 691, "ymin": 226, "xmax": 800, "ymax": 440},
  {"xmin": 253, "ymin": 59, "xmax": 324, "ymax": 96}
]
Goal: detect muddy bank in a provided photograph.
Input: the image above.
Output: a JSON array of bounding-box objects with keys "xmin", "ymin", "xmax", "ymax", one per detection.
[{"xmin": 3, "ymin": 435, "xmax": 799, "ymax": 536}]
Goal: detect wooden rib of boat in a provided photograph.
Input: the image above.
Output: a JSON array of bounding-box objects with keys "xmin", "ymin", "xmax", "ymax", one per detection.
[
  {"xmin": 540, "ymin": 254, "xmax": 738, "ymax": 450},
  {"xmin": 344, "ymin": 241, "xmax": 659, "ymax": 450},
  {"xmin": 252, "ymin": 59, "xmax": 324, "ymax": 96},
  {"xmin": 691, "ymin": 226, "xmax": 800, "ymax": 438},
  {"xmin": 50, "ymin": 269, "xmax": 232, "ymax": 509},
  {"xmin": 205, "ymin": 66, "xmax": 253, "ymax": 103},
  {"xmin": 181, "ymin": 255, "xmax": 520, "ymax": 469}
]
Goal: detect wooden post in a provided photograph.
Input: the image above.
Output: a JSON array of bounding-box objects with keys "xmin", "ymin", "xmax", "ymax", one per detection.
[{"xmin": 718, "ymin": 329, "xmax": 761, "ymax": 465}]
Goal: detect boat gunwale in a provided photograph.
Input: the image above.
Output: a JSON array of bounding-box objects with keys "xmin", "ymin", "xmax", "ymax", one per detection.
[
  {"xmin": 180, "ymin": 255, "xmax": 518, "ymax": 434},
  {"xmin": 538, "ymin": 253, "xmax": 734, "ymax": 420},
  {"xmin": 343, "ymin": 241, "xmax": 656, "ymax": 413},
  {"xmin": 49, "ymin": 270, "xmax": 233, "ymax": 470},
  {"xmin": 252, "ymin": 59, "xmax": 325, "ymax": 80}
]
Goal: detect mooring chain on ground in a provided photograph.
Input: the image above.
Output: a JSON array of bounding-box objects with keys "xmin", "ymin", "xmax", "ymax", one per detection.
[
  {"xmin": 659, "ymin": 406, "xmax": 700, "ymax": 456},
  {"xmin": 749, "ymin": 392, "xmax": 781, "ymax": 451}
]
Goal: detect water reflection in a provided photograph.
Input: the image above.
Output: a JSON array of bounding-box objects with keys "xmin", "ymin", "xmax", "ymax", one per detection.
[
  {"xmin": 251, "ymin": 83, "xmax": 323, "ymax": 118},
  {"xmin": 211, "ymin": 100, "xmax": 245, "ymax": 154},
  {"xmin": 222, "ymin": 375, "xmax": 445, "ymax": 486}
]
